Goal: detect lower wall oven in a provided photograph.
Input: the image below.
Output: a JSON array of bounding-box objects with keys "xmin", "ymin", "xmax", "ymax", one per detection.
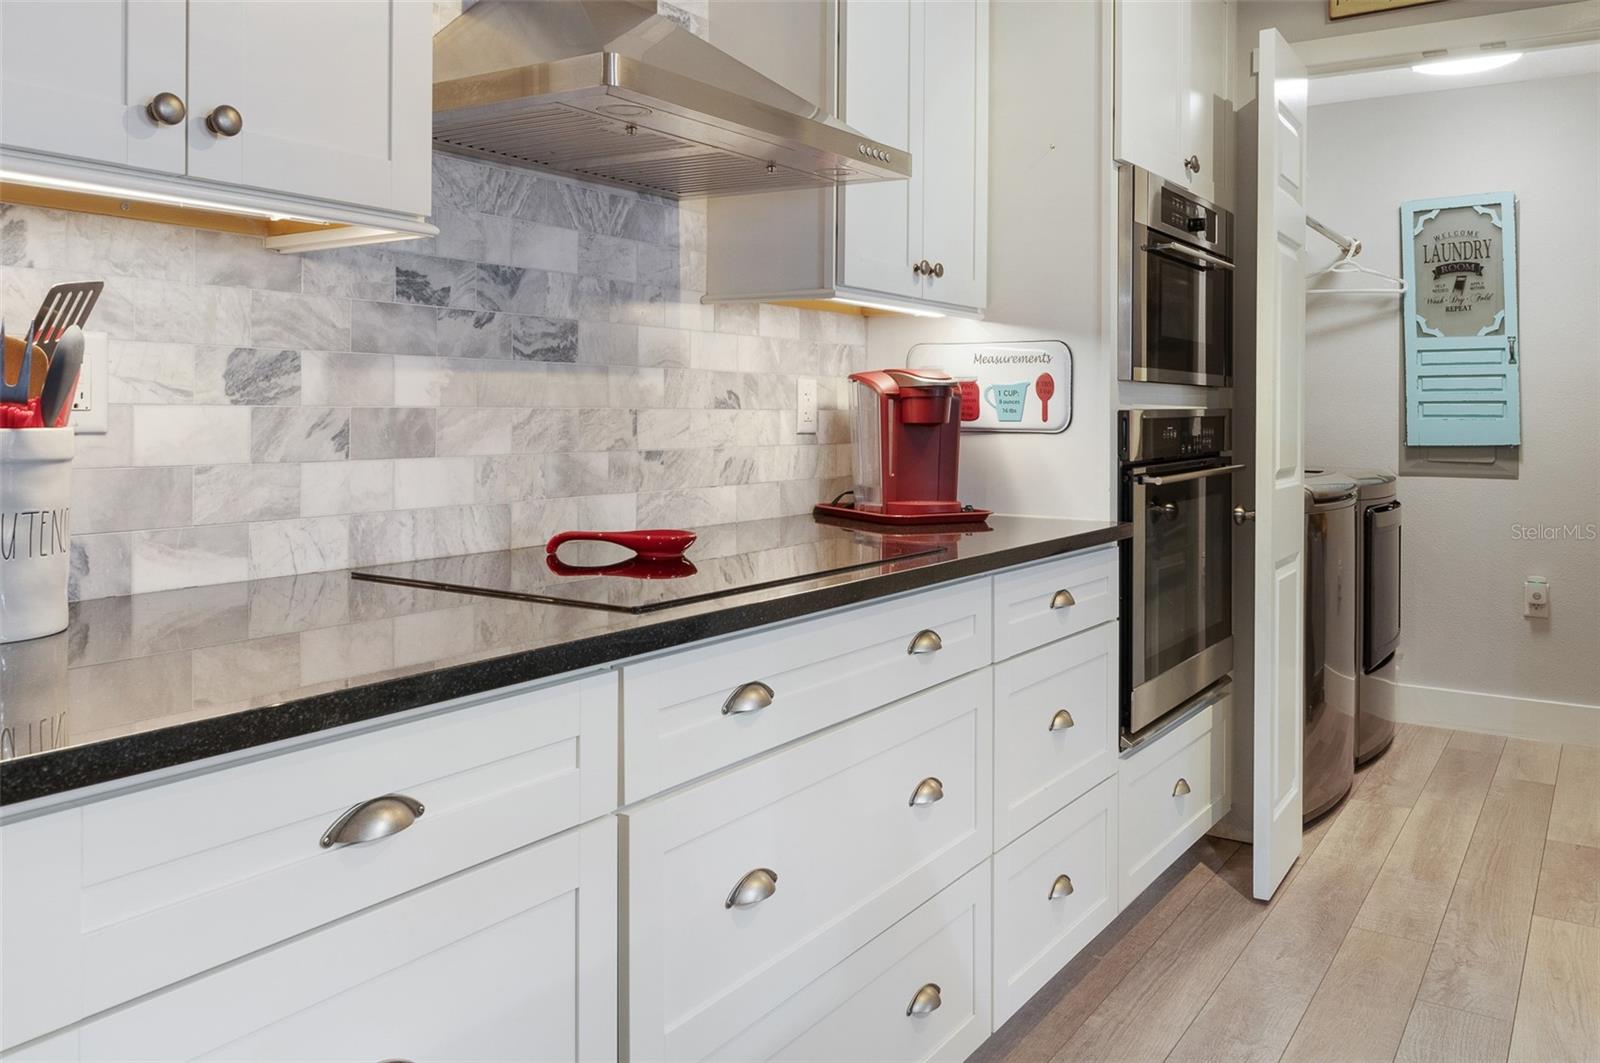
[{"xmin": 1119, "ymin": 409, "xmax": 1237, "ymax": 744}]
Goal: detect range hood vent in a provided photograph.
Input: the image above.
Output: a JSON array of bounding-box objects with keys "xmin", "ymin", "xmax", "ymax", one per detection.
[{"xmin": 432, "ymin": 0, "xmax": 911, "ymax": 199}]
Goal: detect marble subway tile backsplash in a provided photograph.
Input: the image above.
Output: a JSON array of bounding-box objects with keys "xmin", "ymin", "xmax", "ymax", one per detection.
[{"xmin": 1, "ymin": 153, "xmax": 860, "ymax": 599}]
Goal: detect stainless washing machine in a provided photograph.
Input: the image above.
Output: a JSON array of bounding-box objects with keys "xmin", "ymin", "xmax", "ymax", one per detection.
[{"xmin": 1304, "ymin": 473, "xmax": 1358, "ymax": 821}]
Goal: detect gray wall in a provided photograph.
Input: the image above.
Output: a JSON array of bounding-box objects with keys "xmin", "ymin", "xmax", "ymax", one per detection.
[
  {"xmin": 0, "ymin": 154, "xmax": 859, "ymax": 599},
  {"xmin": 1304, "ymin": 72, "xmax": 1600, "ymax": 708}
]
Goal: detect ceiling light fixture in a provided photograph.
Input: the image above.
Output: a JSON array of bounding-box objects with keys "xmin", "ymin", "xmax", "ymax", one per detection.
[{"xmin": 1412, "ymin": 52, "xmax": 1523, "ymax": 76}]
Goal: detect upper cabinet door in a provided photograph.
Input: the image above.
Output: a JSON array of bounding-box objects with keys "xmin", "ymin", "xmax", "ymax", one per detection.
[
  {"xmin": 1184, "ymin": 0, "xmax": 1230, "ymax": 202},
  {"xmin": 920, "ymin": 0, "xmax": 988, "ymax": 311},
  {"xmin": 838, "ymin": 0, "xmax": 923, "ymax": 301},
  {"xmin": 186, "ymin": 0, "xmax": 431, "ymax": 215},
  {"xmin": 0, "ymin": 0, "xmax": 187, "ymax": 174},
  {"xmin": 1114, "ymin": 0, "xmax": 1188, "ymax": 183}
]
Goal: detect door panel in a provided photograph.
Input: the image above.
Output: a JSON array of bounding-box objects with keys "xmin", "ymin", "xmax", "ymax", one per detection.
[
  {"xmin": 1249, "ymin": 29, "xmax": 1306, "ymax": 901},
  {"xmin": 919, "ymin": 0, "xmax": 986, "ymax": 309},
  {"xmin": 838, "ymin": 0, "xmax": 922, "ymax": 300},
  {"xmin": 186, "ymin": 0, "xmax": 423, "ymax": 211},
  {"xmin": 1113, "ymin": 0, "xmax": 1187, "ymax": 180},
  {"xmin": 0, "ymin": 0, "xmax": 186, "ymax": 174}
]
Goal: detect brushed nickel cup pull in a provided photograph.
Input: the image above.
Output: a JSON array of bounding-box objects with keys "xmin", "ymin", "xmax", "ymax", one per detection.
[
  {"xmin": 320, "ymin": 794, "xmax": 424, "ymax": 848},
  {"xmin": 1172, "ymin": 777, "xmax": 1192, "ymax": 797},
  {"xmin": 722, "ymin": 680, "xmax": 774, "ymax": 716},
  {"xmin": 146, "ymin": 91, "xmax": 186, "ymax": 126},
  {"xmin": 1049, "ymin": 709, "xmax": 1075, "ymax": 732},
  {"xmin": 1049, "ymin": 873, "xmax": 1074, "ymax": 900},
  {"xmin": 907, "ymin": 629, "xmax": 943, "ymax": 655},
  {"xmin": 1049, "ymin": 588, "xmax": 1076, "ymax": 609},
  {"xmin": 906, "ymin": 983, "xmax": 942, "ymax": 1017},
  {"xmin": 725, "ymin": 867, "xmax": 778, "ymax": 909},
  {"xmin": 909, "ymin": 777, "xmax": 945, "ymax": 807},
  {"xmin": 205, "ymin": 104, "xmax": 243, "ymax": 137},
  {"xmin": 1232, "ymin": 506, "xmax": 1256, "ymax": 525}
]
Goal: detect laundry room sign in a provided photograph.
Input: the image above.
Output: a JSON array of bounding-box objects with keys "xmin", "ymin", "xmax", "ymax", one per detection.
[
  {"xmin": 906, "ymin": 340, "xmax": 1072, "ymax": 433},
  {"xmin": 1400, "ymin": 193, "xmax": 1521, "ymax": 447}
]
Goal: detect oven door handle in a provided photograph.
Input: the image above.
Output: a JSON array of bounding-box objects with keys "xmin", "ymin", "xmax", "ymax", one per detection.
[
  {"xmin": 1135, "ymin": 463, "xmax": 1245, "ymax": 486},
  {"xmin": 1141, "ymin": 241, "xmax": 1237, "ymax": 272}
]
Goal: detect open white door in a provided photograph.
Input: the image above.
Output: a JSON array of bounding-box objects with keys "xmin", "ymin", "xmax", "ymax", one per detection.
[{"xmin": 1248, "ymin": 29, "xmax": 1308, "ymax": 901}]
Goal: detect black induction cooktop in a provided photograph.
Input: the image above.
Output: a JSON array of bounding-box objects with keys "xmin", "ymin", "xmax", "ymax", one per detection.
[{"xmin": 351, "ymin": 526, "xmax": 949, "ymax": 614}]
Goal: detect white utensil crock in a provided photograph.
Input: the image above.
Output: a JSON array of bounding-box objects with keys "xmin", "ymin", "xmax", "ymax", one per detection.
[{"xmin": 0, "ymin": 427, "xmax": 73, "ymax": 643}]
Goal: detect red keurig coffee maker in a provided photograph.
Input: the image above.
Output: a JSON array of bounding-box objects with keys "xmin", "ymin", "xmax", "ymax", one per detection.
[{"xmin": 814, "ymin": 368, "xmax": 991, "ymax": 526}]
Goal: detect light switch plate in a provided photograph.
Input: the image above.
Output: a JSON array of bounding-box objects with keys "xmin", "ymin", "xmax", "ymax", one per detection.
[
  {"xmin": 69, "ymin": 331, "xmax": 109, "ymax": 435},
  {"xmin": 797, "ymin": 377, "xmax": 818, "ymax": 435}
]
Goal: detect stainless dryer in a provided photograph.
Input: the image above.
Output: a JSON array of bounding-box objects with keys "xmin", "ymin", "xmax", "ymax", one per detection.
[{"xmin": 1304, "ymin": 473, "xmax": 1358, "ymax": 821}]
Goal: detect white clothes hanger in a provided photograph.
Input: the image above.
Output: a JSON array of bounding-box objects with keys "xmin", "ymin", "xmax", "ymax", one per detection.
[{"xmin": 1305, "ymin": 215, "xmax": 1407, "ymax": 294}]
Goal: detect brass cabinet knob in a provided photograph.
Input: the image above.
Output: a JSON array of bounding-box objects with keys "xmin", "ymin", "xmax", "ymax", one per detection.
[
  {"xmin": 931, "ymin": 261, "xmax": 945, "ymax": 278},
  {"xmin": 913, "ymin": 259, "xmax": 933, "ymax": 276},
  {"xmin": 320, "ymin": 794, "xmax": 424, "ymax": 848},
  {"xmin": 725, "ymin": 867, "xmax": 778, "ymax": 909},
  {"xmin": 722, "ymin": 681, "xmax": 774, "ymax": 716},
  {"xmin": 906, "ymin": 983, "xmax": 942, "ymax": 1016},
  {"xmin": 1185, "ymin": 154, "xmax": 1201, "ymax": 174},
  {"xmin": 146, "ymin": 91, "xmax": 186, "ymax": 126},
  {"xmin": 909, "ymin": 777, "xmax": 945, "ymax": 807},
  {"xmin": 1049, "ymin": 873, "xmax": 1074, "ymax": 900},
  {"xmin": 1049, "ymin": 709, "xmax": 1075, "ymax": 732},
  {"xmin": 205, "ymin": 104, "xmax": 243, "ymax": 137}
]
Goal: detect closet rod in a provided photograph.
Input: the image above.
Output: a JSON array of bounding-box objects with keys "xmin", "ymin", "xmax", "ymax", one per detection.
[{"xmin": 1307, "ymin": 215, "xmax": 1360, "ymax": 256}]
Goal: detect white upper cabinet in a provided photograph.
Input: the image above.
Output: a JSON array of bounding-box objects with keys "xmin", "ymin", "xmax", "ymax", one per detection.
[
  {"xmin": 1114, "ymin": 0, "xmax": 1231, "ymax": 203},
  {"xmin": 185, "ymin": 0, "xmax": 431, "ymax": 216},
  {"xmin": 0, "ymin": 0, "xmax": 187, "ymax": 175},
  {"xmin": 0, "ymin": 0, "xmax": 433, "ymax": 237},
  {"xmin": 706, "ymin": 0, "xmax": 989, "ymax": 316}
]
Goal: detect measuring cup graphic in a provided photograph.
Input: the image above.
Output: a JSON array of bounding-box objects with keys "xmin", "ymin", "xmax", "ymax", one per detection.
[{"xmin": 983, "ymin": 381, "xmax": 1031, "ymax": 422}]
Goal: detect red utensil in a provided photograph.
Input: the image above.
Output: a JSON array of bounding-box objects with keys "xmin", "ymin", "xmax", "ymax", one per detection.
[
  {"xmin": 0, "ymin": 397, "xmax": 45, "ymax": 429},
  {"xmin": 545, "ymin": 529, "xmax": 698, "ymax": 561},
  {"xmin": 545, "ymin": 554, "xmax": 698, "ymax": 580},
  {"xmin": 1035, "ymin": 372, "xmax": 1055, "ymax": 422}
]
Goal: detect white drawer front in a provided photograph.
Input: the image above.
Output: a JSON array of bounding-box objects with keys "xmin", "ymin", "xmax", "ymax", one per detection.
[
  {"xmin": 709, "ymin": 862, "xmax": 993, "ymax": 1063},
  {"xmin": 993, "ymin": 623, "xmax": 1118, "ymax": 847},
  {"xmin": 992, "ymin": 778, "xmax": 1118, "ymax": 1024},
  {"xmin": 6, "ymin": 818, "xmax": 618, "ymax": 1063},
  {"xmin": 992, "ymin": 546, "xmax": 1118, "ymax": 662},
  {"xmin": 1117, "ymin": 689, "xmax": 1229, "ymax": 910},
  {"xmin": 625, "ymin": 670, "xmax": 993, "ymax": 1062},
  {"xmin": 0, "ymin": 672, "xmax": 618, "ymax": 1050},
  {"xmin": 622, "ymin": 578, "xmax": 993, "ymax": 802}
]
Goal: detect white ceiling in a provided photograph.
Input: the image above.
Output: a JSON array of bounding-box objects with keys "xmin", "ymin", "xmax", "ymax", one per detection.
[{"xmin": 1311, "ymin": 41, "xmax": 1600, "ymax": 105}]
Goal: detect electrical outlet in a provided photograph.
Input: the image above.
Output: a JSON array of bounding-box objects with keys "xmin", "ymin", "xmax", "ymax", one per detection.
[
  {"xmin": 1524, "ymin": 577, "xmax": 1550, "ymax": 618},
  {"xmin": 69, "ymin": 331, "xmax": 109, "ymax": 435},
  {"xmin": 797, "ymin": 377, "xmax": 818, "ymax": 435}
]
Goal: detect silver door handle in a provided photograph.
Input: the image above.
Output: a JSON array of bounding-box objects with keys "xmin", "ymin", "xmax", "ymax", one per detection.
[
  {"xmin": 909, "ymin": 777, "xmax": 945, "ymax": 807},
  {"xmin": 907, "ymin": 629, "xmax": 943, "ymax": 655},
  {"xmin": 1141, "ymin": 241, "xmax": 1235, "ymax": 271},
  {"xmin": 906, "ymin": 983, "xmax": 942, "ymax": 1016},
  {"xmin": 1232, "ymin": 506, "xmax": 1256, "ymax": 525},
  {"xmin": 1049, "ymin": 873, "xmax": 1075, "ymax": 900},
  {"xmin": 722, "ymin": 681, "xmax": 774, "ymax": 716},
  {"xmin": 1172, "ymin": 777, "xmax": 1192, "ymax": 796},
  {"xmin": 725, "ymin": 868, "xmax": 778, "ymax": 909},
  {"xmin": 1049, "ymin": 709, "xmax": 1075, "ymax": 732},
  {"xmin": 1136, "ymin": 463, "xmax": 1245, "ymax": 486},
  {"xmin": 320, "ymin": 794, "xmax": 424, "ymax": 848},
  {"xmin": 1049, "ymin": 588, "xmax": 1076, "ymax": 609}
]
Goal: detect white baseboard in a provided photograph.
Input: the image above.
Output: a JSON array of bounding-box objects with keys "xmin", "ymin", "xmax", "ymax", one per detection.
[{"xmin": 1392, "ymin": 681, "xmax": 1600, "ymax": 747}]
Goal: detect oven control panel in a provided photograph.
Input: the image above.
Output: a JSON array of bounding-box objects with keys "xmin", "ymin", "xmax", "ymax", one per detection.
[
  {"xmin": 1120, "ymin": 410, "xmax": 1230, "ymax": 463},
  {"xmin": 1161, "ymin": 188, "xmax": 1215, "ymax": 243}
]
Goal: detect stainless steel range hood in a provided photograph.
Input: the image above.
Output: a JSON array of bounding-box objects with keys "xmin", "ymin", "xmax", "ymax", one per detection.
[{"xmin": 432, "ymin": 0, "xmax": 911, "ymax": 198}]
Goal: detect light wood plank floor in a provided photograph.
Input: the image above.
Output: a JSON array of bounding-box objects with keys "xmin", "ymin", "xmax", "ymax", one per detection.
[{"xmin": 973, "ymin": 725, "xmax": 1600, "ymax": 1063}]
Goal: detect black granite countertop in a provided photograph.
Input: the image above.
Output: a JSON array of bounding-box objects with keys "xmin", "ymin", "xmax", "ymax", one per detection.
[{"xmin": 0, "ymin": 515, "xmax": 1128, "ymax": 807}]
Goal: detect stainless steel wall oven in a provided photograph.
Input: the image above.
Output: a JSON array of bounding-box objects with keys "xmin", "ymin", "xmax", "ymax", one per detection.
[
  {"xmin": 1119, "ymin": 409, "xmax": 1236, "ymax": 741},
  {"xmin": 1118, "ymin": 165, "xmax": 1234, "ymax": 387}
]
